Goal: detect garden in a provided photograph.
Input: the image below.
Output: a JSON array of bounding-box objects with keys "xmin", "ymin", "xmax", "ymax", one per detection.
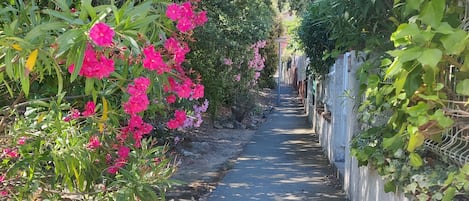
[{"xmin": 0, "ymin": 0, "xmax": 279, "ymax": 200}]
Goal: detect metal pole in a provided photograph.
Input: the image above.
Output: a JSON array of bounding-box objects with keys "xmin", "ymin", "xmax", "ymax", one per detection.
[{"xmin": 277, "ymin": 41, "xmax": 281, "ymax": 106}]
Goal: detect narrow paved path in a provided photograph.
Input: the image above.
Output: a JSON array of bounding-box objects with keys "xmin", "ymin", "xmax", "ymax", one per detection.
[{"xmin": 207, "ymin": 86, "xmax": 347, "ymax": 201}]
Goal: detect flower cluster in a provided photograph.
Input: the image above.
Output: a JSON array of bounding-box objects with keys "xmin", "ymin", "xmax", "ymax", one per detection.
[
  {"xmin": 89, "ymin": 22, "xmax": 115, "ymax": 47},
  {"xmin": 68, "ymin": 45, "xmax": 115, "ymax": 79},
  {"xmin": 183, "ymin": 99, "xmax": 209, "ymax": 128},
  {"xmin": 107, "ymin": 146, "xmax": 131, "ymax": 174},
  {"xmin": 166, "ymin": 2, "xmax": 207, "ymax": 32},
  {"xmin": 119, "ymin": 115, "xmax": 153, "ymax": 148},
  {"xmin": 167, "ymin": 110, "xmax": 187, "ymax": 129},
  {"xmin": 248, "ymin": 40, "xmax": 267, "ymax": 81},
  {"xmin": 166, "ymin": 77, "xmax": 204, "ymax": 100},
  {"xmin": 143, "ymin": 45, "xmax": 169, "ymax": 74},
  {"xmin": 123, "ymin": 77, "xmax": 150, "ymax": 115},
  {"xmin": 63, "ymin": 101, "xmax": 96, "ymax": 122}
]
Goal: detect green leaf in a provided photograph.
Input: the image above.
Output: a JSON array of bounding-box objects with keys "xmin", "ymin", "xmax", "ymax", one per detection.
[
  {"xmin": 409, "ymin": 152, "xmax": 423, "ymax": 168},
  {"xmin": 442, "ymin": 187, "xmax": 456, "ymax": 201},
  {"xmin": 456, "ymin": 79, "xmax": 469, "ymax": 96},
  {"xmin": 431, "ymin": 109, "xmax": 454, "ymax": 128},
  {"xmin": 435, "ymin": 22, "xmax": 455, "ymax": 34},
  {"xmin": 384, "ymin": 181, "xmax": 397, "ymax": 193},
  {"xmin": 85, "ymin": 78, "xmax": 94, "ymax": 95},
  {"xmin": 419, "ymin": 0, "xmax": 445, "ymax": 27},
  {"xmin": 383, "ymin": 134, "xmax": 404, "ymax": 151},
  {"xmin": 440, "ymin": 29, "xmax": 468, "ymax": 55},
  {"xmin": 407, "ymin": 132, "xmax": 425, "ymax": 152},
  {"xmin": 391, "ymin": 23, "xmax": 420, "ymax": 45},
  {"xmin": 405, "ymin": 0, "xmax": 423, "ymax": 12},
  {"xmin": 417, "ymin": 48, "xmax": 442, "ymax": 68}
]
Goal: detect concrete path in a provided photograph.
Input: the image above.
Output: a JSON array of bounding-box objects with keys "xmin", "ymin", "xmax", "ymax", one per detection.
[{"xmin": 207, "ymin": 86, "xmax": 347, "ymax": 201}]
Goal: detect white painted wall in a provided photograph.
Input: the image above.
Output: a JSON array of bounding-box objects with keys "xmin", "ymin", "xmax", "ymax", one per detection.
[{"xmin": 306, "ymin": 52, "xmax": 411, "ymax": 201}]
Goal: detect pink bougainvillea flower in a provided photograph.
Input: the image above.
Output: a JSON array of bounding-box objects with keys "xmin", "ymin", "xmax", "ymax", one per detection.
[
  {"xmin": 82, "ymin": 101, "xmax": 96, "ymax": 117},
  {"xmin": 17, "ymin": 137, "xmax": 26, "ymax": 145},
  {"xmin": 87, "ymin": 135, "xmax": 101, "ymax": 150},
  {"xmin": 89, "ymin": 22, "xmax": 114, "ymax": 47},
  {"xmin": 166, "ymin": 3, "xmax": 182, "ymax": 21},
  {"xmin": 192, "ymin": 84, "xmax": 204, "ymax": 100}
]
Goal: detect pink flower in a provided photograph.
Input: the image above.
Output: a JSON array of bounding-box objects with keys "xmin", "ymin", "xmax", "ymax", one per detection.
[
  {"xmin": 117, "ymin": 146, "xmax": 130, "ymax": 159},
  {"xmin": 180, "ymin": 2, "xmax": 194, "ymax": 18},
  {"xmin": 107, "ymin": 166, "xmax": 119, "ymax": 174},
  {"xmin": 17, "ymin": 137, "xmax": 26, "ymax": 145},
  {"xmin": 143, "ymin": 45, "xmax": 169, "ymax": 74},
  {"xmin": 195, "ymin": 11, "xmax": 208, "ymax": 26},
  {"xmin": 166, "ymin": 3, "xmax": 182, "ymax": 21},
  {"xmin": 0, "ymin": 175, "xmax": 5, "ymax": 182},
  {"xmin": 2, "ymin": 148, "xmax": 19, "ymax": 159},
  {"xmin": 192, "ymin": 84, "xmax": 204, "ymax": 100},
  {"xmin": 166, "ymin": 94, "xmax": 177, "ymax": 104},
  {"xmin": 127, "ymin": 77, "xmax": 150, "ymax": 96},
  {"xmin": 176, "ymin": 17, "xmax": 195, "ymax": 32},
  {"xmin": 224, "ymin": 58, "xmax": 233, "ymax": 66},
  {"xmin": 167, "ymin": 119, "xmax": 181, "ymax": 129},
  {"xmin": 89, "ymin": 22, "xmax": 114, "ymax": 47},
  {"xmin": 0, "ymin": 191, "xmax": 7, "ymax": 196},
  {"xmin": 255, "ymin": 72, "xmax": 261, "ymax": 80},
  {"xmin": 68, "ymin": 46, "xmax": 114, "ymax": 79},
  {"xmin": 87, "ymin": 135, "xmax": 101, "ymax": 149},
  {"xmin": 82, "ymin": 101, "xmax": 96, "ymax": 117},
  {"xmin": 174, "ymin": 110, "xmax": 187, "ymax": 122},
  {"xmin": 123, "ymin": 95, "xmax": 149, "ymax": 115},
  {"xmin": 235, "ymin": 74, "xmax": 241, "ymax": 82}
]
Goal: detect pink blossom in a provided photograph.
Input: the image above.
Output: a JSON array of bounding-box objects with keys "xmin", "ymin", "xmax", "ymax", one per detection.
[
  {"xmin": 82, "ymin": 101, "xmax": 96, "ymax": 117},
  {"xmin": 89, "ymin": 22, "xmax": 114, "ymax": 47},
  {"xmin": 176, "ymin": 79, "xmax": 193, "ymax": 98},
  {"xmin": 176, "ymin": 17, "xmax": 195, "ymax": 32},
  {"xmin": 166, "ymin": 3, "xmax": 182, "ymax": 21},
  {"xmin": 127, "ymin": 77, "xmax": 150, "ymax": 96},
  {"xmin": 123, "ymin": 94, "xmax": 149, "ymax": 115},
  {"xmin": 192, "ymin": 84, "xmax": 204, "ymax": 100},
  {"xmin": 107, "ymin": 166, "xmax": 119, "ymax": 174},
  {"xmin": 195, "ymin": 11, "xmax": 208, "ymax": 26},
  {"xmin": 167, "ymin": 119, "xmax": 181, "ymax": 129},
  {"xmin": 68, "ymin": 46, "xmax": 114, "ymax": 79},
  {"xmin": 117, "ymin": 146, "xmax": 130, "ymax": 159},
  {"xmin": 224, "ymin": 58, "xmax": 233, "ymax": 66},
  {"xmin": 174, "ymin": 110, "xmax": 187, "ymax": 122},
  {"xmin": 180, "ymin": 2, "xmax": 194, "ymax": 18},
  {"xmin": 166, "ymin": 94, "xmax": 177, "ymax": 104},
  {"xmin": 2, "ymin": 148, "xmax": 19, "ymax": 159},
  {"xmin": 17, "ymin": 137, "xmax": 26, "ymax": 145},
  {"xmin": 0, "ymin": 175, "xmax": 5, "ymax": 182},
  {"xmin": 143, "ymin": 45, "xmax": 169, "ymax": 74},
  {"xmin": 0, "ymin": 191, "xmax": 7, "ymax": 196},
  {"xmin": 235, "ymin": 74, "xmax": 241, "ymax": 82},
  {"xmin": 87, "ymin": 135, "xmax": 101, "ymax": 149},
  {"xmin": 255, "ymin": 72, "xmax": 261, "ymax": 80}
]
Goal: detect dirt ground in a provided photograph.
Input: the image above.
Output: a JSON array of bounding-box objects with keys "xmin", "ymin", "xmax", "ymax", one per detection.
[{"xmin": 165, "ymin": 89, "xmax": 275, "ymax": 201}]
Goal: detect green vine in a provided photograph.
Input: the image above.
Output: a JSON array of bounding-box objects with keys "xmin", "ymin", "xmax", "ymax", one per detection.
[{"xmin": 298, "ymin": 0, "xmax": 469, "ymax": 200}]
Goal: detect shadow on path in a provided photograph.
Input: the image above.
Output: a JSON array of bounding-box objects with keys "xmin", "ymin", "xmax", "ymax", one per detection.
[{"xmin": 206, "ymin": 86, "xmax": 347, "ymax": 201}]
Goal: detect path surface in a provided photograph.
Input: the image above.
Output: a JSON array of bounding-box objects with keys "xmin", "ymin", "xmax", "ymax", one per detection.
[{"xmin": 206, "ymin": 86, "xmax": 347, "ymax": 201}]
